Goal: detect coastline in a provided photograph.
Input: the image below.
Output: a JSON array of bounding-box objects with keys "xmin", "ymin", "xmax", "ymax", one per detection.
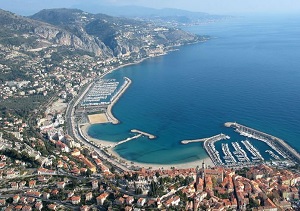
[
  {"xmin": 78, "ymin": 42, "xmax": 216, "ymax": 170},
  {"xmin": 80, "ymin": 123, "xmax": 215, "ymax": 170}
]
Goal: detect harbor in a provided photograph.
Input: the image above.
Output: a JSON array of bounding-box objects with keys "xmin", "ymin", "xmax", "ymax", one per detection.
[
  {"xmin": 225, "ymin": 122, "xmax": 300, "ymax": 164},
  {"xmin": 81, "ymin": 79, "xmax": 119, "ymax": 107},
  {"xmin": 76, "ymin": 77, "xmax": 132, "ymax": 124},
  {"xmin": 181, "ymin": 122, "xmax": 298, "ymax": 168},
  {"xmin": 203, "ymin": 134, "xmax": 230, "ymax": 166}
]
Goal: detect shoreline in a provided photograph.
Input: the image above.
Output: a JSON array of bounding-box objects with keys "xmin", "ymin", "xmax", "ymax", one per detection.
[
  {"xmin": 80, "ymin": 123, "xmax": 215, "ymax": 170},
  {"xmin": 78, "ymin": 42, "xmax": 216, "ymax": 170}
]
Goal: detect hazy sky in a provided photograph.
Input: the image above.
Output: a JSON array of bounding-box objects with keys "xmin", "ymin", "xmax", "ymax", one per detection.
[{"xmin": 1, "ymin": 0, "xmax": 300, "ymax": 15}]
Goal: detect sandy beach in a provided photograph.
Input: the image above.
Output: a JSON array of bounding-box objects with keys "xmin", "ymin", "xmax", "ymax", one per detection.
[{"xmin": 80, "ymin": 123, "xmax": 215, "ymax": 170}]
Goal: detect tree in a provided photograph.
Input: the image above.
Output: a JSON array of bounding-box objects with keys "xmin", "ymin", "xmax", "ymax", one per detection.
[
  {"xmin": 155, "ymin": 172, "xmax": 160, "ymax": 178},
  {"xmin": 6, "ymin": 197, "xmax": 13, "ymax": 204},
  {"xmin": 86, "ymin": 169, "xmax": 92, "ymax": 177},
  {"xmin": 135, "ymin": 187, "xmax": 143, "ymax": 195}
]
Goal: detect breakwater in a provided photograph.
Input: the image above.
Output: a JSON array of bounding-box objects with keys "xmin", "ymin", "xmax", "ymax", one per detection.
[
  {"xmin": 203, "ymin": 134, "xmax": 230, "ymax": 166},
  {"xmin": 225, "ymin": 122, "xmax": 300, "ymax": 164},
  {"xmin": 113, "ymin": 129, "xmax": 156, "ymax": 148},
  {"xmin": 114, "ymin": 134, "xmax": 142, "ymax": 147},
  {"xmin": 106, "ymin": 77, "xmax": 132, "ymax": 124},
  {"xmin": 181, "ymin": 137, "xmax": 209, "ymax": 144},
  {"xmin": 131, "ymin": 129, "xmax": 156, "ymax": 139}
]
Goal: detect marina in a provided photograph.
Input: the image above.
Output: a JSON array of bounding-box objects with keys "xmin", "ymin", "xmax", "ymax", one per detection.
[
  {"xmin": 81, "ymin": 79, "xmax": 119, "ymax": 107},
  {"xmin": 77, "ymin": 77, "xmax": 132, "ymax": 124},
  {"xmin": 225, "ymin": 122, "xmax": 300, "ymax": 164},
  {"xmin": 202, "ymin": 134, "xmax": 230, "ymax": 166},
  {"xmin": 106, "ymin": 77, "xmax": 131, "ymax": 124},
  {"xmin": 265, "ymin": 150, "xmax": 280, "ymax": 160},
  {"xmin": 231, "ymin": 142, "xmax": 250, "ymax": 162},
  {"xmin": 196, "ymin": 123, "xmax": 299, "ymax": 168},
  {"xmin": 241, "ymin": 139, "xmax": 264, "ymax": 161},
  {"xmin": 222, "ymin": 143, "xmax": 237, "ymax": 164}
]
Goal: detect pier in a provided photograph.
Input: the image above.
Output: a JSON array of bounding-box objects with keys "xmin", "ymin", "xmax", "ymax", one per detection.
[
  {"xmin": 225, "ymin": 122, "xmax": 300, "ymax": 164},
  {"xmin": 130, "ymin": 129, "xmax": 156, "ymax": 139},
  {"xmin": 113, "ymin": 129, "xmax": 156, "ymax": 147},
  {"xmin": 222, "ymin": 143, "xmax": 237, "ymax": 164},
  {"xmin": 241, "ymin": 140, "xmax": 264, "ymax": 161},
  {"xmin": 114, "ymin": 134, "xmax": 142, "ymax": 147},
  {"xmin": 232, "ymin": 142, "xmax": 250, "ymax": 162}
]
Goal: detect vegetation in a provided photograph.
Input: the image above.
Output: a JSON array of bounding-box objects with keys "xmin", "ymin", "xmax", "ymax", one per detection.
[
  {"xmin": 0, "ymin": 94, "xmax": 49, "ymax": 118},
  {"xmin": 0, "ymin": 148, "xmax": 41, "ymax": 168},
  {"xmin": 148, "ymin": 181, "xmax": 165, "ymax": 197},
  {"xmin": 235, "ymin": 167, "xmax": 249, "ymax": 178}
]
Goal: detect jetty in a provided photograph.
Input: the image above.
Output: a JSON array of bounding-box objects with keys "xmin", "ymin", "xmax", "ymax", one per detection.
[
  {"xmin": 181, "ymin": 137, "xmax": 209, "ymax": 144},
  {"xmin": 225, "ymin": 122, "xmax": 300, "ymax": 164},
  {"xmin": 182, "ymin": 134, "xmax": 230, "ymax": 145},
  {"xmin": 114, "ymin": 134, "xmax": 142, "ymax": 147},
  {"xmin": 131, "ymin": 129, "xmax": 156, "ymax": 139}
]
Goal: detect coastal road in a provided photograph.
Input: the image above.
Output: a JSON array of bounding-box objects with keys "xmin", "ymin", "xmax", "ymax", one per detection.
[{"xmin": 65, "ymin": 78, "xmax": 130, "ymax": 172}]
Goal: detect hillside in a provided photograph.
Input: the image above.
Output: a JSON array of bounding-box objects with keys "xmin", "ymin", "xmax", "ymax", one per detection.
[
  {"xmin": 71, "ymin": 5, "xmax": 229, "ymax": 26},
  {"xmin": 0, "ymin": 8, "xmax": 207, "ymax": 102},
  {"xmin": 30, "ymin": 8, "xmax": 201, "ymax": 56}
]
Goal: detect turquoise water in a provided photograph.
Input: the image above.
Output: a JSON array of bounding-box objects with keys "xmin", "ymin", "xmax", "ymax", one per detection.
[{"xmin": 88, "ymin": 16, "xmax": 300, "ymax": 164}]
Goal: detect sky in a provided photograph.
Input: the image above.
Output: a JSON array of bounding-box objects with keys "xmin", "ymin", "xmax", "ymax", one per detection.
[{"xmin": 0, "ymin": 0, "xmax": 300, "ymax": 15}]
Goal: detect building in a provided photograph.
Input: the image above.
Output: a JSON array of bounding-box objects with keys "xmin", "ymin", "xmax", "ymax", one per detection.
[
  {"xmin": 85, "ymin": 192, "xmax": 93, "ymax": 201},
  {"xmin": 96, "ymin": 192, "xmax": 109, "ymax": 205},
  {"xmin": 137, "ymin": 198, "xmax": 146, "ymax": 207},
  {"xmin": 71, "ymin": 196, "xmax": 81, "ymax": 205},
  {"xmin": 92, "ymin": 180, "xmax": 98, "ymax": 189}
]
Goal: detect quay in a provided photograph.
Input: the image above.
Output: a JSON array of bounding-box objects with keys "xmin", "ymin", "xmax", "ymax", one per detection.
[
  {"xmin": 203, "ymin": 133, "xmax": 230, "ymax": 166},
  {"xmin": 130, "ymin": 129, "xmax": 156, "ymax": 139},
  {"xmin": 225, "ymin": 122, "xmax": 300, "ymax": 164}
]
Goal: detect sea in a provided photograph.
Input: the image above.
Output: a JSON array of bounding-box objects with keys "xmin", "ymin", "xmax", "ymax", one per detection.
[{"xmin": 88, "ymin": 15, "xmax": 300, "ymax": 165}]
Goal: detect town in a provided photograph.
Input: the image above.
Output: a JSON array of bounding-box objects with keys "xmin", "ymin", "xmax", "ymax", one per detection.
[
  {"xmin": 0, "ymin": 6, "xmax": 300, "ymax": 211},
  {"xmin": 1, "ymin": 65, "xmax": 300, "ymax": 210}
]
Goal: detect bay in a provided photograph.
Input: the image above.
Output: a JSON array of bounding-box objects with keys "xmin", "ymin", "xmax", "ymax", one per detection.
[{"xmin": 88, "ymin": 15, "xmax": 300, "ymax": 164}]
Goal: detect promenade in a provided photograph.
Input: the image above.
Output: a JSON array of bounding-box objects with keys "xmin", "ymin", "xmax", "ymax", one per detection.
[{"xmin": 65, "ymin": 77, "xmax": 131, "ymax": 172}]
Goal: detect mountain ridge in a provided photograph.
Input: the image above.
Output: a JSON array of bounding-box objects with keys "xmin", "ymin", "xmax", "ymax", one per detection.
[{"xmin": 0, "ymin": 8, "xmax": 206, "ymax": 83}]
